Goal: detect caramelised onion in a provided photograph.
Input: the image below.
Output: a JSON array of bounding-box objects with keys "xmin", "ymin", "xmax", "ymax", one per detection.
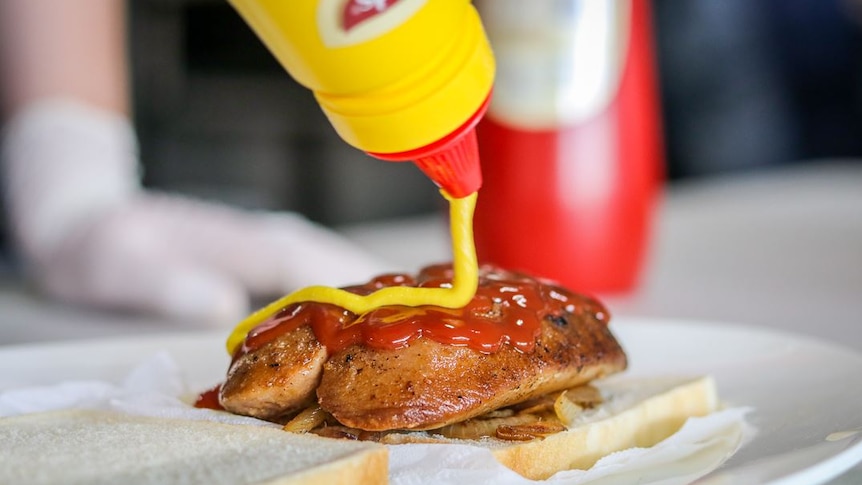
[
  {"xmin": 435, "ymin": 414, "xmax": 540, "ymax": 440},
  {"xmin": 553, "ymin": 391, "xmax": 584, "ymax": 427},
  {"xmin": 283, "ymin": 404, "xmax": 329, "ymax": 433}
]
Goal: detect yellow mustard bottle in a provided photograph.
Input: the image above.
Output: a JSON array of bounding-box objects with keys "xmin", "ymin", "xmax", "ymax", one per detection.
[{"xmin": 228, "ymin": 0, "xmax": 495, "ymax": 198}]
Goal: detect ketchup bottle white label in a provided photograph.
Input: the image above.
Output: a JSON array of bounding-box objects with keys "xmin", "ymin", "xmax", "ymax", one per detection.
[{"xmin": 477, "ymin": 0, "xmax": 630, "ymax": 129}]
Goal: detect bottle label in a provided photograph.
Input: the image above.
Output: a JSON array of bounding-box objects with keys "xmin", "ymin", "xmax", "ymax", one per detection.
[
  {"xmin": 476, "ymin": 0, "xmax": 631, "ymax": 129},
  {"xmin": 343, "ymin": 0, "xmax": 399, "ymax": 31},
  {"xmin": 318, "ymin": 0, "xmax": 427, "ymax": 47}
]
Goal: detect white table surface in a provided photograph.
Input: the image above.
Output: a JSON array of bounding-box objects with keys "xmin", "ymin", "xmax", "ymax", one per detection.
[{"xmin": 1, "ymin": 160, "xmax": 860, "ymax": 483}]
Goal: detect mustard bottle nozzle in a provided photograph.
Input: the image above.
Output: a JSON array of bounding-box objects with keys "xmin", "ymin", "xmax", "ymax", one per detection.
[
  {"xmin": 412, "ymin": 127, "xmax": 481, "ymax": 199},
  {"xmin": 368, "ymin": 92, "xmax": 490, "ymax": 198}
]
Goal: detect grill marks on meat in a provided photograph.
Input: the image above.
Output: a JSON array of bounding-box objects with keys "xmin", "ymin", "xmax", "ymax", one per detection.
[{"xmin": 318, "ymin": 312, "xmax": 625, "ymax": 430}]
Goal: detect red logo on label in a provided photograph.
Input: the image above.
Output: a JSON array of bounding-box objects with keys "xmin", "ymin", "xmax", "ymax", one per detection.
[{"xmin": 343, "ymin": 0, "xmax": 401, "ymax": 31}]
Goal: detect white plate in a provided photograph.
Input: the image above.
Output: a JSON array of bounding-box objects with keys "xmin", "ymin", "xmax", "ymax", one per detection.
[{"xmin": 1, "ymin": 317, "xmax": 861, "ymax": 485}]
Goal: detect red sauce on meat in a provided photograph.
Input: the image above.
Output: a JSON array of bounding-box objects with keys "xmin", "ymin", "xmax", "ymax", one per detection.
[
  {"xmin": 233, "ymin": 264, "xmax": 608, "ymax": 362},
  {"xmin": 194, "ymin": 384, "xmax": 224, "ymax": 410}
]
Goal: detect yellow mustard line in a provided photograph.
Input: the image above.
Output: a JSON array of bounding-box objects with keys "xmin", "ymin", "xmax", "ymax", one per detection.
[{"xmin": 225, "ymin": 191, "xmax": 479, "ymax": 354}]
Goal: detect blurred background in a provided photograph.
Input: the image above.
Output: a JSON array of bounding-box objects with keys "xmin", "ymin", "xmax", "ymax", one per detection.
[
  {"xmin": 133, "ymin": 0, "xmax": 862, "ymax": 200},
  {"xmin": 136, "ymin": 0, "xmax": 862, "ymax": 208},
  {"xmin": 3, "ymin": 0, "xmax": 861, "ymax": 259}
]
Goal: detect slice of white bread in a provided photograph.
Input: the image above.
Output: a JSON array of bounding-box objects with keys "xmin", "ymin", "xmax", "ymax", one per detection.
[
  {"xmin": 0, "ymin": 376, "xmax": 717, "ymax": 483},
  {"xmin": 386, "ymin": 375, "xmax": 719, "ymax": 480},
  {"xmin": 0, "ymin": 410, "xmax": 388, "ymax": 485}
]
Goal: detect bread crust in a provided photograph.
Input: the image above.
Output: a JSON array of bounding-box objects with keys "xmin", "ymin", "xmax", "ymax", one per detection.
[{"xmin": 382, "ymin": 376, "xmax": 720, "ymax": 480}]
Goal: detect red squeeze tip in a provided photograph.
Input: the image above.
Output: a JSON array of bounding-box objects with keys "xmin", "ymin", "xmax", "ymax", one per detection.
[
  {"xmin": 367, "ymin": 92, "xmax": 491, "ymax": 199},
  {"xmin": 412, "ymin": 128, "xmax": 481, "ymax": 198}
]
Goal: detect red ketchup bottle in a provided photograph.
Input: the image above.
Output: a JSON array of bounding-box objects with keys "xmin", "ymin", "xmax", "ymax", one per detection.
[{"xmin": 473, "ymin": 0, "xmax": 663, "ymax": 293}]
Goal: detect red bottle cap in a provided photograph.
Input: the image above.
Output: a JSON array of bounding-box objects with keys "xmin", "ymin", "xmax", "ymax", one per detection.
[{"xmin": 368, "ymin": 92, "xmax": 491, "ymax": 198}]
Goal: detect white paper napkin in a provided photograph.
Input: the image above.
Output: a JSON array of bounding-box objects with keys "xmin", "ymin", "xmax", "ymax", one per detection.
[{"xmin": 0, "ymin": 353, "xmax": 753, "ymax": 485}]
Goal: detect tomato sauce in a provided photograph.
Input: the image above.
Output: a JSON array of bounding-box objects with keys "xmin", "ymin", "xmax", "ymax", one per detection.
[
  {"xmin": 194, "ymin": 384, "xmax": 223, "ymax": 410},
  {"xmin": 233, "ymin": 264, "xmax": 608, "ymax": 362}
]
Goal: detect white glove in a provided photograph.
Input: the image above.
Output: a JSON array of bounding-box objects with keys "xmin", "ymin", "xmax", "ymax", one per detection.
[{"xmin": 1, "ymin": 100, "xmax": 396, "ymax": 325}]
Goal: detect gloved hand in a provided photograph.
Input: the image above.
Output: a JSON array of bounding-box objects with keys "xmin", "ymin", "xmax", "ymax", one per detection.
[{"xmin": 1, "ymin": 99, "xmax": 395, "ymax": 325}]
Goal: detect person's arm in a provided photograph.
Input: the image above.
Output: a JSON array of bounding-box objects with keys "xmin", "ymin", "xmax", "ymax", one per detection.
[
  {"xmin": 0, "ymin": 0, "xmax": 128, "ymax": 116},
  {"xmin": 0, "ymin": 0, "xmax": 393, "ymax": 325}
]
